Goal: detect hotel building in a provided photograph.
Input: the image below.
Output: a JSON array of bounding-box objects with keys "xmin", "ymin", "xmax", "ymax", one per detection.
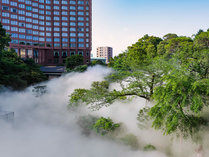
[
  {"xmin": 0, "ymin": 0, "xmax": 92, "ymax": 65},
  {"xmin": 96, "ymin": 46, "xmax": 113, "ymax": 64}
]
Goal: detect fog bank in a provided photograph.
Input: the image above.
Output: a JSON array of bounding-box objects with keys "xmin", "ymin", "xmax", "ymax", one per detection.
[{"xmin": 0, "ymin": 66, "xmax": 166, "ymax": 157}]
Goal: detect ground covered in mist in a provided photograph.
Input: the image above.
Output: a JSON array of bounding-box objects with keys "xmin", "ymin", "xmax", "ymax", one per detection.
[{"xmin": 0, "ymin": 66, "xmax": 206, "ymax": 157}]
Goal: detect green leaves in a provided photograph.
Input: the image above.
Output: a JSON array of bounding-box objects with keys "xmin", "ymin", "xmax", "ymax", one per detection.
[
  {"xmin": 150, "ymin": 64, "xmax": 208, "ymax": 136},
  {"xmin": 92, "ymin": 117, "xmax": 120, "ymax": 136}
]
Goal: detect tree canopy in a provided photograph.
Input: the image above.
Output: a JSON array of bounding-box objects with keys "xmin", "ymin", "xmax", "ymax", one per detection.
[
  {"xmin": 0, "ymin": 22, "xmax": 47, "ymax": 90},
  {"xmin": 69, "ymin": 31, "xmax": 209, "ymax": 137}
]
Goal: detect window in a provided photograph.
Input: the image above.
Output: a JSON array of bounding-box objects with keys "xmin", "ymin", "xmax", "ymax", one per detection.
[
  {"xmin": 78, "ymin": 22, "xmax": 84, "ymax": 26},
  {"xmin": 70, "ymin": 33, "xmax": 76, "ymax": 37},
  {"xmin": 70, "ymin": 28, "xmax": 76, "ymax": 31},
  {"xmin": 39, "ymin": 27, "xmax": 45, "ymax": 31},
  {"xmin": 39, "ymin": 10, "xmax": 44, "ymax": 14},
  {"xmin": 70, "ymin": 17, "xmax": 76, "ymax": 21},
  {"xmin": 62, "ymin": 22, "xmax": 68, "ymax": 26},
  {"xmin": 70, "ymin": 1, "xmax": 76, "ymax": 4},
  {"xmin": 62, "ymin": 6, "xmax": 68, "ymax": 10},
  {"xmin": 46, "ymin": 11, "xmax": 51, "ymax": 15},
  {"xmin": 54, "ymin": 6, "xmax": 59, "ymax": 9},
  {"xmin": 46, "ymin": 16, "xmax": 51, "ymax": 20},
  {"xmin": 78, "ymin": 27, "xmax": 84, "ymax": 31},
  {"xmin": 54, "ymin": 44, "xmax": 60, "ymax": 47},
  {"xmin": 62, "ymin": 44, "xmax": 68, "ymax": 47},
  {"xmin": 19, "ymin": 22, "xmax": 25, "ymax": 27},
  {"xmin": 78, "ymin": 33, "xmax": 84, "ymax": 37},
  {"xmin": 19, "ymin": 34, "xmax": 26, "ymax": 39},
  {"xmin": 33, "ymin": 36, "xmax": 39, "ymax": 41},
  {"xmin": 70, "ymin": 38, "xmax": 76, "ymax": 42},
  {"xmin": 11, "ymin": 33, "xmax": 18, "ymax": 38},
  {"xmin": 78, "ymin": 6, "xmax": 84, "ymax": 10},
  {"xmin": 62, "ymin": 0, "xmax": 67, "ymax": 4},
  {"xmin": 10, "ymin": 2, "xmax": 17, "ymax": 6},
  {"xmin": 39, "ymin": 21, "xmax": 44, "ymax": 25},
  {"xmin": 26, "ymin": 12, "xmax": 32, "ymax": 16},
  {"xmin": 62, "ymin": 33, "xmax": 68, "ymax": 37},
  {"xmin": 33, "ymin": 31, "xmax": 38, "ymax": 35},
  {"xmin": 54, "ymin": 22, "xmax": 60, "ymax": 26},
  {"xmin": 54, "ymin": 11, "xmax": 59, "ymax": 15},
  {"xmin": 26, "ymin": 24, "xmax": 32, "ymax": 28},
  {"xmin": 2, "ymin": 6, "xmax": 9, "ymax": 11},
  {"xmin": 62, "ymin": 38, "xmax": 68, "ymax": 42},
  {"xmin": 26, "ymin": 0, "xmax": 32, "ymax": 4},
  {"xmin": 62, "ymin": 28, "xmax": 68, "ymax": 31},
  {"xmin": 26, "ymin": 6, "xmax": 32, "ymax": 10},
  {"xmin": 26, "ymin": 18, "xmax": 32, "ymax": 22},
  {"xmin": 54, "ymin": 17, "xmax": 60, "ymax": 20},
  {"xmin": 11, "ymin": 15, "xmax": 17, "ymax": 19},
  {"xmin": 78, "ymin": 51, "xmax": 83, "ymax": 55},
  {"xmin": 11, "ymin": 8, "xmax": 17, "ymax": 13},
  {"xmin": 70, "ymin": 22, "xmax": 76, "ymax": 26},
  {"xmin": 46, "ymin": 6, "xmax": 51, "ymax": 9},
  {"xmin": 39, "ymin": 5, "xmax": 44, "ymax": 9},
  {"xmin": 78, "ymin": 38, "xmax": 84, "ymax": 42},
  {"xmin": 46, "ymin": 27, "xmax": 51, "ymax": 31},
  {"xmin": 26, "ymin": 29, "xmax": 32, "ymax": 34},
  {"xmin": 70, "ymin": 6, "xmax": 76, "ymax": 10},
  {"xmin": 54, "ymin": 38, "xmax": 60, "ymax": 42},
  {"xmin": 3, "ymin": 0, "xmax": 9, "ymax": 4},
  {"xmin": 54, "ymin": 33, "xmax": 60, "ymax": 37},
  {"xmin": 78, "ymin": 1, "xmax": 84, "ymax": 4},
  {"xmin": 46, "ymin": 38, "xmax": 52, "ymax": 42},
  {"xmin": 19, "ymin": 28, "xmax": 25, "ymax": 33},
  {"xmin": 70, "ymin": 51, "xmax": 75, "ymax": 56},
  {"xmin": 54, "ymin": 0, "xmax": 59, "ymax": 4},
  {"xmin": 2, "ymin": 12, "xmax": 10, "ymax": 17},
  {"xmin": 70, "ymin": 11, "xmax": 76, "ymax": 15},
  {"xmin": 33, "ymin": 14, "xmax": 38, "ymax": 18},
  {"xmin": 78, "ymin": 44, "xmax": 84, "ymax": 48},
  {"xmin": 70, "ymin": 44, "xmax": 76, "ymax": 47},
  {"xmin": 54, "ymin": 27, "xmax": 60, "ymax": 31},
  {"xmin": 39, "ymin": 16, "xmax": 45, "ymax": 20},
  {"xmin": 78, "ymin": 11, "xmax": 84, "ymax": 15},
  {"xmin": 11, "ymin": 21, "xmax": 18, "ymax": 25},
  {"xmin": 62, "ymin": 17, "xmax": 68, "ymax": 21},
  {"xmin": 3, "ymin": 26, "xmax": 10, "ymax": 30},
  {"xmin": 62, "ymin": 11, "xmax": 68, "ymax": 15},
  {"xmin": 11, "ymin": 27, "xmax": 18, "ymax": 31},
  {"xmin": 19, "ymin": 4, "xmax": 25, "ymax": 8},
  {"xmin": 26, "ymin": 36, "xmax": 32, "ymax": 40}
]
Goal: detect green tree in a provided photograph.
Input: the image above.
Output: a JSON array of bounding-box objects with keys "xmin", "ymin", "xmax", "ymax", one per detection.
[
  {"xmin": 69, "ymin": 32, "xmax": 209, "ymax": 138},
  {"xmin": 0, "ymin": 22, "xmax": 47, "ymax": 90},
  {"xmin": 92, "ymin": 117, "xmax": 120, "ymax": 135},
  {"xmin": 65, "ymin": 54, "xmax": 84, "ymax": 70}
]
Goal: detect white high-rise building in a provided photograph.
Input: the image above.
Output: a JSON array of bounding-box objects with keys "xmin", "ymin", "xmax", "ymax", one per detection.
[{"xmin": 96, "ymin": 46, "xmax": 113, "ymax": 63}]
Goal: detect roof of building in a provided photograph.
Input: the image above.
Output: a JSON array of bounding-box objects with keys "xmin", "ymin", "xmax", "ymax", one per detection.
[{"xmin": 40, "ymin": 66, "xmax": 66, "ymax": 73}]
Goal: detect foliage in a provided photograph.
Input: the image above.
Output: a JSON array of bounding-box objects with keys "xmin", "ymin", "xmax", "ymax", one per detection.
[
  {"xmin": 120, "ymin": 134, "xmax": 139, "ymax": 150},
  {"xmin": 69, "ymin": 31, "xmax": 209, "ymax": 137},
  {"xmin": 0, "ymin": 22, "xmax": 47, "ymax": 90},
  {"xmin": 144, "ymin": 144, "xmax": 156, "ymax": 151},
  {"xmin": 77, "ymin": 115, "xmax": 99, "ymax": 136},
  {"xmin": 0, "ymin": 22, "xmax": 11, "ymax": 53},
  {"xmin": 91, "ymin": 60, "xmax": 106, "ymax": 66},
  {"xmin": 67, "ymin": 65, "xmax": 88, "ymax": 73},
  {"xmin": 149, "ymin": 63, "xmax": 209, "ymax": 136},
  {"xmin": 92, "ymin": 117, "xmax": 120, "ymax": 135},
  {"xmin": 32, "ymin": 85, "xmax": 47, "ymax": 97},
  {"xmin": 65, "ymin": 54, "xmax": 84, "ymax": 70}
]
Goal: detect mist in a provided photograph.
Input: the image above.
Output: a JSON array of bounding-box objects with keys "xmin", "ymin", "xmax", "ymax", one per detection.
[{"xmin": 0, "ymin": 66, "xmax": 207, "ymax": 157}]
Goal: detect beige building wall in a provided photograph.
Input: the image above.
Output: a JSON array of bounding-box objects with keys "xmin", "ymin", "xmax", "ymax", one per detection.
[{"xmin": 96, "ymin": 47, "xmax": 113, "ymax": 63}]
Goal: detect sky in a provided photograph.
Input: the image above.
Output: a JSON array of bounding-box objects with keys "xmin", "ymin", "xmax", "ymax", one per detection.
[{"xmin": 92, "ymin": 0, "xmax": 209, "ymax": 56}]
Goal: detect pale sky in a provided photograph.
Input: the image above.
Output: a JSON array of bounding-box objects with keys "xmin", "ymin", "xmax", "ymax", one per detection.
[{"xmin": 92, "ymin": 0, "xmax": 209, "ymax": 57}]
